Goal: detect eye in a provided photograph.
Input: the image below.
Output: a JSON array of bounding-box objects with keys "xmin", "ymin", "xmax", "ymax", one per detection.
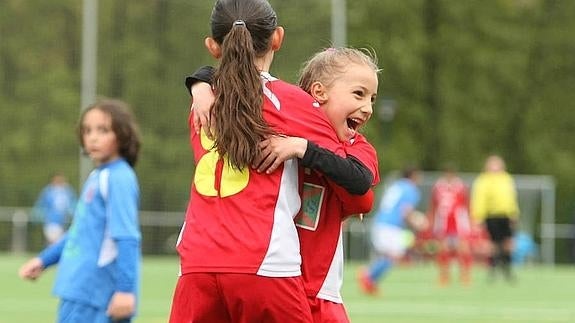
[
  {"xmin": 371, "ymin": 95, "xmax": 377, "ymax": 104},
  {"xmin": 354, "ymin": 90, "xmax": 364, "ymax": 97}
]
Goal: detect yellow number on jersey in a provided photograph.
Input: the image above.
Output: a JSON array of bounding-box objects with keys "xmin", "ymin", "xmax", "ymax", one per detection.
[{"xmin": 194, "ymin": 130, "xmax": 249, "ymax": 197}]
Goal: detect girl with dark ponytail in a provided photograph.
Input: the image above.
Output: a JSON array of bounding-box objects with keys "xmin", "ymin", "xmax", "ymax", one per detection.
[{"xmin": 172, "ymin": 1, "xmax": 363, "ymax": 322}]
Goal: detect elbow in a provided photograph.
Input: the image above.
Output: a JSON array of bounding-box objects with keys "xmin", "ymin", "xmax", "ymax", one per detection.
[
  {"xmin": 352, "ymin": 172, "xmax": 374, "ymax": 195},
  {"xmin": 346, "ymin": 179, "xmax": 371, "ymax": 195}
]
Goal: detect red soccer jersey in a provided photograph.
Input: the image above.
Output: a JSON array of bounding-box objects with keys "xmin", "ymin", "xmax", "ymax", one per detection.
[
  {"xmin": 177, "ymin": 73, "xmax": 346, "ymax": 277},
  {"xmin": 430, "ymin": 177, "xmax": 471, "ymax": 237},
  {"xmin": 295, "ymin": 134, "xmax": 379, "ymax": 302}
]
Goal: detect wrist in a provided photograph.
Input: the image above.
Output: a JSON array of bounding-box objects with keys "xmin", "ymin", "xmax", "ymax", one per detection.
[
  {"xmin": 191, "ymin": 82, "xmax": 212, "ymax": 102},
  {"xmin": 296, "ymin": 138, "xmax": 308, "ymax": 158}
]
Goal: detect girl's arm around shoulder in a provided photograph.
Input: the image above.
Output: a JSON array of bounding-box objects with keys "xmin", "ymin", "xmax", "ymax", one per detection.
[
  {"xmin": 254, "ymin": 136, "xmax": 373, "ymax": 195},
  {"xmin": 344, "ymin": 133, "xmax": 380, "ymax": 185},
  {"xmin": 301, "ymin": 141, "xmax": 374, "ymax": 195}
]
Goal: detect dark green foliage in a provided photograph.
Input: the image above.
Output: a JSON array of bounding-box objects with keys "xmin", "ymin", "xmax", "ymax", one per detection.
[{"xmin": 1, "ymin": 1, "xmax": 575, "ymax": 256}]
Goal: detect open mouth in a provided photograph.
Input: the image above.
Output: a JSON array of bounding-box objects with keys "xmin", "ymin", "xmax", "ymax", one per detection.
[{"xmin": 346, "ymin": 117, "xmax": 362, "ymax": 131}]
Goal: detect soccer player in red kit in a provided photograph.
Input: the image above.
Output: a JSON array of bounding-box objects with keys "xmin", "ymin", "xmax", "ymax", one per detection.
[
  {"xmin": 170, "ymin": 1, "xmax": 376, "ymax": 322},
  {"xmin": 188, "ymin": 47, "xmax": 380, "ymax": 322},
  {"xmin": 428, "ymin": 165, "xmax": 473, "ymax": 285}
]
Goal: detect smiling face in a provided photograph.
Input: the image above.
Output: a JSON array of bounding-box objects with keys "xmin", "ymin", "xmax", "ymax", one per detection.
[
  {"xmin": 81, "ymin": 108, "xmax": 120, "ymax": 166},
  {"xmin": 315, "ymin": 62, "xmax": 378, "ymax": 142}
]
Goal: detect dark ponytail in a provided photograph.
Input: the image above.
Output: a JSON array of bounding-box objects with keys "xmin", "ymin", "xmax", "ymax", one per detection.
[{"xmin": 209, "ymin": 0, "xmax": 277, "ymax": 170}]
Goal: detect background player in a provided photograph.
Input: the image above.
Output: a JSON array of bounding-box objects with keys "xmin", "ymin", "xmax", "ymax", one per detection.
[
  {"xmin": 471, "ymin": 154, "xmax": 520, "ymax": 283},
  {"xmin": 32, "ymin": 172, "xmax": 77, "ymax": 245},
  {"xmin": 428, "ymin": 164, "xmax": 473, "ymax": 286},
  {"xmin": 19, "ymin": 99, "xmax": 142, "ymax": 322},
  {"xmin": 359, "ymin": 166, "xmax": 422, "ymax": 295}
]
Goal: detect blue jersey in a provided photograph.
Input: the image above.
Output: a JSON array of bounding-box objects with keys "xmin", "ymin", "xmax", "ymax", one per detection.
[
  {"xmin": 35, "ymin": 184, "xmax": 76, "ymax": 226},
  {"xmin": 40, "ymin": 159, "xmax": 141, "ymax": 310},
  {"xmin": 373, "ymin": 178, "xmax": 420, "ymax": 228}
]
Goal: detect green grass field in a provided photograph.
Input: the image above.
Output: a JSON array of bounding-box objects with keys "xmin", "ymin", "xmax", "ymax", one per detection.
[{"xmin": 1, "ymin": 253, "xmax": 574, "ymax": 323}]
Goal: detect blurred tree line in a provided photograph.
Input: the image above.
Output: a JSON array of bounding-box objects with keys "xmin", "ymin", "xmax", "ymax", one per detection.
[{"xmin": 1, "ymin": 0, "xmax": 574, "ymax": 251}]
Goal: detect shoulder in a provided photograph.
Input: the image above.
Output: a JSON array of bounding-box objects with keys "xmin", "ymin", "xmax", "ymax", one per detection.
[
  {"xmin": 347, "ymin": 134, "xmax": 378, "ymax": 163},
  {"xmin": 266, "ymin": 78, "xmax": 316, "ymax": 103},
  {"xmin": 349, "ymin": 133, "xmax": 375, "ymax": 150},
  {"xmin": 473, "ymin": 173, "xmax": 488, "ymax": 184},
  {"xmin": 104, "ymin": 160, "xmax": 138, "ymax": 186}
]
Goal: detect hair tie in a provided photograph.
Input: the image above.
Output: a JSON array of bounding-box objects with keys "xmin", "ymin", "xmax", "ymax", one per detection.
[{"xmin": 233, "ymin": 20, "xmax": 246, "ymax": 27}]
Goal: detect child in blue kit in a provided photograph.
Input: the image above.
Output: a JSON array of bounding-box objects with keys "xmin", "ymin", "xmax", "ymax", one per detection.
[{"xmin": 19, "ymin": 99, "xmax": 142, "ymax": 323}]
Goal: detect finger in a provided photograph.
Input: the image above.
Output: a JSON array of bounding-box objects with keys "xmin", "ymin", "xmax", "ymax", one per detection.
[
  {"xmin": 257, "ymin": 153, "xmax": 275, "ymax": 173},
  {"xmin": 253, "ymin": 140, "xmax": 271, "ymax": 169},
  {"xmin": 252, "ymin": 152, "xmax": 265, "ymax": 169},
  {"xmin": 258, "ymin": 138, "xmax": 271, "ymax": 149},
  {"xmin": 265, "ymin": 157, "xmax": 284, "ymax": 174}
]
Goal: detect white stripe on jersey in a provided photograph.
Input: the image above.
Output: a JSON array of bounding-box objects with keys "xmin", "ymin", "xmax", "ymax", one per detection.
[
  {"xmin": 257, "ymin": 158, "xmax": 302, "ymax": 277},
  {"xmin": 316, "ymin": 229, "xmax": 344, "ymax": 303},
  {"xmin": 261, "ymin": 72, "xmax": 281, "ymax": 111}
]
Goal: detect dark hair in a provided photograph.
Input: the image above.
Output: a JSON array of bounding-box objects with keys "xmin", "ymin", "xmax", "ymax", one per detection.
[
  {"xmin": 210, "ymin": 0, "xmax": 277, "ymax": 170},
  {"xmin": 401, "ymin": 165, "xmax": 420, "ymax": 179},
  {"xmin": 77, "ymin": 98, "xmax": 141, "ymax": 167}
]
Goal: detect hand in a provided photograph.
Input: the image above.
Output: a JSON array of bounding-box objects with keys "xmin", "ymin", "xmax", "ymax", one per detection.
[
  {"xmin": 190, "ymin": 82, "xmax": 215, "ymax": 137},
  {"xmin": 18, "ymin": 257, "xmax": 44, "ymax": 281},
  {"xmin": 107, "ymin": 292, "xmax": 136, "ymax": 320},
  {"xmin": 253, "ymin": 136, "xmax": 307, "ymax": 174}
]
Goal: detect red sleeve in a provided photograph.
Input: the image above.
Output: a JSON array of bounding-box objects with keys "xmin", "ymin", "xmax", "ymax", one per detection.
[{"xmin": 339, "ymin": 188, "xmax": 374, "ymax": 216}]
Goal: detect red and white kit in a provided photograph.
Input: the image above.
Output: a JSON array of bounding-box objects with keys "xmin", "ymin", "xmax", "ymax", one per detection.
[
  {"xmin": 429, "ymin": 177, "xmax": 471, "ymax": 238},
  {"xmin": 296, "ymin": 133, "xmax": 379, "ymax": 321},
  {"xmin": 176, "ymin": 72, "xmax": 346, "ymax": 277}
]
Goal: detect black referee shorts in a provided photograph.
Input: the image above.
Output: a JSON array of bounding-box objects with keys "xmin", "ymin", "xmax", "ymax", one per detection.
[{"xmin": 485, "ymin": 217, "xmax": 513, "ymax": 243}]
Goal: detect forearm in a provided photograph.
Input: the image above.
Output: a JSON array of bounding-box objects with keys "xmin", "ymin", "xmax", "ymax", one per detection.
[
  {"xmin": 301, "ymin": 141, "xmax": 373, "ymax": 195},
  {"xmin": 38, "ymin": 234, "xmax": 67, "ymax": 267},
  {"xmin": 185, "ymin": 66, "xmax": 214, "ymax": 95},
  {"xmin": 114, "ymin": 238, "xmax": 140, "ymax": 293}
]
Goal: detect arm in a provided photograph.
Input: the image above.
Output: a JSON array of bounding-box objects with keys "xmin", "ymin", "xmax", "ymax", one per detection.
[
  {"xmin": 105, "ymin": 170, "xmax": 141, "ymax": 320},
  {"xmin": 107, "ymin": 238, "xmax": 139, "ymax": 320},
  {"xmin": 186, "ymin": 66, "xmax": 216, "ymax": 135},
  {"xmin": 19, "ymin": 235, "xmax": 67, "ymax": 280},
  {"xmin": 186, "ymin": 67, "xmax": 373, "ymax": 194},
  {"xmin": 336, "ymin": 186, "xmax": 374, "ymax": 216},
  {"xmin": 255, "ymin": 136, "xmax": 373, "ymax": 195},
  {"xmin": 301, "ymin": 141, "xmax": 373, "ymax": 195}
]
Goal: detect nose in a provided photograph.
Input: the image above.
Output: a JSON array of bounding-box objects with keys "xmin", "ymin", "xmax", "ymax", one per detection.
[{"xmin": 360, "ymin": 103, "xmax": 373, "ymax": 117}]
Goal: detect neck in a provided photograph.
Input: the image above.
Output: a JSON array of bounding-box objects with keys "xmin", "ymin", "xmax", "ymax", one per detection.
[{"xmin": 255, "ymin": 50, "xmax": 274, "ymax": 72}]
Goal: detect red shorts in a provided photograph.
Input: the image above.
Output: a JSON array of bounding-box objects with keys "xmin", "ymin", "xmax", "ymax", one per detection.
[
  {"xmin": 308, "ymin": 296, "xmax": 350, "ymax": 323},
  {"xmin": 169, "ymin": 273, "xmax": 312, "ymax": 323}
]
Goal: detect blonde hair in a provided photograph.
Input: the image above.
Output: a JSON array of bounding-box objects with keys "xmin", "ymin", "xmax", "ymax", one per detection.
[{"xmin": 298, "ymin": 47, "xmax": 380, "ymax": 93}]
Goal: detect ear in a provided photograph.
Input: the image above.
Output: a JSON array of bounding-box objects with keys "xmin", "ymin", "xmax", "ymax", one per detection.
[
  {"xmin": 309, "ymin": 81, "xmax": 328, "ymax": 103},
  {"xmin": 270, "ymin": 26, "xmax": 284, "ymax": 51},
  {"xmin": 204, "ymin": 37, "xmax": 221, "ymax": 59}
]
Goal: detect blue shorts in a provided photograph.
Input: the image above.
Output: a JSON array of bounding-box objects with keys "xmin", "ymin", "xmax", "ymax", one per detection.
[{"xmin": 58, "ymin": 299, "xmax": 132, "ymax": 323}]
